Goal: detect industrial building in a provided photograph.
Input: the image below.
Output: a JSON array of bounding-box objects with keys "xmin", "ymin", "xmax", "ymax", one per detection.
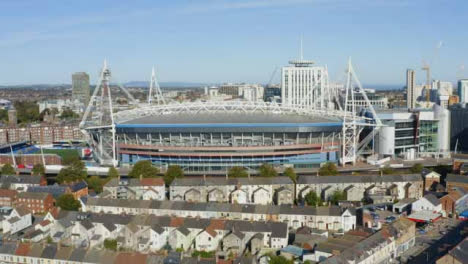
[{"xmin": 373, "ymin": 105, "xmax": 450, "ymax": 158}]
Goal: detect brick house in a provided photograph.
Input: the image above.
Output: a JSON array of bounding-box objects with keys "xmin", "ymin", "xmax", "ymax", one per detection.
[
  {"xmin": 440, "ymin": 188, "xmax": 467, "ymax": 218},
  {"xmin": 16, "ymin": 192, "xmax": 55, "ymax": 214},
  {"xmin": 0, "ymin": 189, "xmax": 18, "ymax": 207}
]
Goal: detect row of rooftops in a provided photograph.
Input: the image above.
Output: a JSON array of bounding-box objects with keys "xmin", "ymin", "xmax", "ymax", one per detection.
[
  {"xmin": 57, "ymin": 210, "xmax": 288, "ymax": 238},
  {"xmin": 0, "ymin": 175, "xmax": 43, "ymax": 185},
  {"xmin": 85, "ymin": 197, "xmax": 354, "ymax": 216},
  {"xmin": 320, "ymin": 218, "xmax": 415, "ymax": 263},
  {"xmin": 168, "ymin": 174, "xmax": 422, "ymax": 187},
  {"xmin": 0, "ymin": 242, "xmax": 179, "ymax": 264}
]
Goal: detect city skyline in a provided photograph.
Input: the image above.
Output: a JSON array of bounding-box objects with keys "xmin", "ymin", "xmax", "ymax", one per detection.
[{"xmin": 1, "ymin": 0, "xmax": 467, "ymax": 86}]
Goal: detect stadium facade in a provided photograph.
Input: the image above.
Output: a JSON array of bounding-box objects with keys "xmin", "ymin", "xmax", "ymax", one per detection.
[{"xmin": 114, "ymin": 106, "xmax": 342, "ymax": 171}]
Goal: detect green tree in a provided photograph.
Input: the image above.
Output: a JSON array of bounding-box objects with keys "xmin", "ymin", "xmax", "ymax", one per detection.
[
  {"xmin": 14, "ymin": 101, "xmax": 40, "ymax": 124},
  {"xmin": 1, "ymin": 164, "xmax": 15, "ymax": 175},
  {"xmin": 128, "ymin": 160, "xmax": 160, "ymax": 178},
  {"xmin": 329, "ymin": 189, "xmax": 346, "ymax": 205},
  {"xmin": 107, "ymin": 167, "xmax": 119, "ymax": 178},
  {"xmin": 59, "ymin": 108, "xmax": 79, "ymax": 120},
  {"xmin": 56, "ymin": 194, "xmax": 81, "ymax": 211},
  {"xmin": 0, "ymin": 109, "xmax": 8, "ymax": 122},
  {"xmin": 32, "ymin": 163, "xmax": 45, "ymax": 176},
  {"xmin": 304, "ymin": 191, "xmax": 323, "ymax": 206},
  {"xmin": 284, "ymin": 167, "xmax": 297, "ymax": 183},
  {"xmin": 228, "ymin": 166, "xmax": 248, "ymax": 178},
  {"xmin": 258, "ymin": 163, "xmax": 277, "ymax": 177},
  {"xmin": 268, "ymin": 255, "xmax": 293, "ymax": 264},
  {"xmin": 104, "ymin": 239, "xmax": 118, "ymax": 251},
  {"xmin": 410, "ymin": 163, "xmax": 424, "ymax": 173},
  {"xmin": 380, "ymin": 165, "xmax": 394, "ymax": 175},
  {"xmin": 56, "ymin": 159, "xmax": 87, "ymax": 183},
  {"xmin": 164, "ymin": 165, "xmax": 184, "ymax": 185},
  {"xmin": 318, "ymin": 162, "xmax": 338, "ymax": 176},
  {"xmin": 86, "ymin": 176, "xmax": 105, "ymax": 193}
]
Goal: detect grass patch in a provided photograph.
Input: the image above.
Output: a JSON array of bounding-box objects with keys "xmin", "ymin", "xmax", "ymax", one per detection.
[{"xmin": 41, "ymin": 149, "xmax": 80, "ymax": 161}]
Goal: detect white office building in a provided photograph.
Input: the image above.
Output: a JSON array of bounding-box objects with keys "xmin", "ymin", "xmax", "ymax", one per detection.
[
  {"xmin": 281, "ymin": 58, "xmax": 332, "ymax": 109},
  {"xmin": 458, "ymin": 79, "xmax": 468, "ymax": 104}
]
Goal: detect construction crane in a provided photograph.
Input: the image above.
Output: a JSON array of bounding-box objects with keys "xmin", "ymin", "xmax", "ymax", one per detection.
[{"xmin": 422, "ymin": 41, "xmax": 443, "ymax": 105}]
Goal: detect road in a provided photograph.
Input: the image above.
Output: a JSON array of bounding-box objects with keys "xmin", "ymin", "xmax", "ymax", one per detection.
[{"xmin": 401, "ymin": 219, "xmax": 468, "ymax": 264}]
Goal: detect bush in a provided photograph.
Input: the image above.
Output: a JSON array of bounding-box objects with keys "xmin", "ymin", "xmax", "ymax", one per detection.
[
  {"xmin": 192, "ymin": 250, "xmax": 215, "ymax": 258},
  {"xmin": 304, "ymin": 191, "xmax": 323, "ymax": 206},
  {"xmin": 380, "ymin": 165, "xmax": 394, "ymax": 175},
  {"xmin": 410, "ymin": 163, "xmax": 424, "ymax": 173},
  {"xmin": 258, "ymin": 164, "xmax": 277, "ymax": 177},
  {"xmin": 104, "ymin": 239, "xmax": 117, "ymax": 251},
  {"xmin": 329, "ymin": 189, "xmax": 346, "ymax": 205},
  {"xmin": 1, "ymin": 164, "xmax": 15, "ymax": 175},
  {"xmin": 318, "ymin": 162, "xmax": 338, "ymax": 176},
  {"xmin": 268, "ymin": 255, "xmax": 293, "ymax": 264},
  {"xmin": 128, "ymin": 160, "xmax": 159, "ymax": 178},
  {"xmin": 164, "ymin": 165, "xmax": 184, "ymax": 185},
  {"xmin": 228, "ymin": 166, "xmax": 248, "ymax": 178},
  {"xmin": 56, "ymin": 194, "xmax": 81, "ymax": 211}
]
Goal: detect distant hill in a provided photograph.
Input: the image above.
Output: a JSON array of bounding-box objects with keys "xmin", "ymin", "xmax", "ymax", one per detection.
[{"xmin": 125, "ymin": 81, "xmax": 209, "ymax": 88}]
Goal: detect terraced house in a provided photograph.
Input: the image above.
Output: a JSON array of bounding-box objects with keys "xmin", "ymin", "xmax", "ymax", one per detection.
[
  {"xmin": 84, "ymin": 198, "xmax": 356, "ymax": 232},
  {"xmin": 296, "ymin": 174, "xmax": 423, "ymax": 202},
  {"xmin": 170, "ymin": 177, "xmax": 295, "ymax": 205}
]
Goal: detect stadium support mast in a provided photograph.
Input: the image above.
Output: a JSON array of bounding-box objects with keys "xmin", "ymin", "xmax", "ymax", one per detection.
[
  {"xmin": 148, "ymin": 66, "xmax": 165, "ymax": 105},
  {"xmin": 341, "ymin": 58, "xmax": 382, "ymax": 166},
  {"xmin": 80, "ymin": 60, "xmax": 134, "ymax": 167}
]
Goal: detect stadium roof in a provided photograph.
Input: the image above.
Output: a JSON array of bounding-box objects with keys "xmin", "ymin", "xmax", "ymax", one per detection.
[{"xmin": 119, "ymin": 112, "xmax": 341, "ymax": 125}]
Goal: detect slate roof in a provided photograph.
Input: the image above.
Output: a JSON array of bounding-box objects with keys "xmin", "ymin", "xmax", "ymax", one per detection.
[
  {"xmin": 86, "ymin": 197, "xmax": 350, "ymax": 217},
  {"xmin": 69, "ymin": 248, "xmax": 87, "ymax": 262},
  {"xmin": 0, "ymin": 175, "xmax": 42, "ymax": 185},
  {"xmin": 423, "ymin": 194, "xmax": 441, "ymax": 206},
  {"xmin": 448, "ymin": 237, "xmax": 468, "ymax": 263},
  {"xmin": 27, "ymin": 185, "xmax": 68, "ymax": 198},
  {"xmin": 297, "ymin": 174, "xmax": 422, "ymax": 184},
  {"xmin": 447, "ymin": 174, "xmax": 468, "ymax": 184},
  {"xmin": 171, "ymin": 176, "xmax": 293, "ymax": 187},
  {"xmin": 40, "ymin": 245, "xmax": 57, "ymax": 259},
  {"xmin": 66, "ymin": 180, "xmax": 88, "ymax": 192},
  {"xmin": 0, "ymin": 242, "xmax": 18, "ymax": 255}
]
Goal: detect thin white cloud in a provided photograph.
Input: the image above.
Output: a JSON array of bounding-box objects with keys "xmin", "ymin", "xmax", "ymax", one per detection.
[{"xmin": 0, "ymin": 0, "xmax": 412, "ymax": 47}]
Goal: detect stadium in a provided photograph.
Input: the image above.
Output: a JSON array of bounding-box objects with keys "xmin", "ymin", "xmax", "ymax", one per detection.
[
  {"xmin": 80, "ymin": 61, "xmax": 376, "ymax": 171},
  {"xmin": 112, "ymin": 102, "xmax": 343, "ymax": 172}
]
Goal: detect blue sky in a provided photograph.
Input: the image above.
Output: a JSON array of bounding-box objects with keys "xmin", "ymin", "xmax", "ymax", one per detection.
[{"xmin": 0, "ymin": 0, "xmax": 466, "ymax": 86}]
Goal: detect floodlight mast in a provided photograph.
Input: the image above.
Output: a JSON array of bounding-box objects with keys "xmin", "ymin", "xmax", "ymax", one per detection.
[
  {"xmin": 341, "ymin": 58, "xmax": 382, "ymax": 166},
  {"xmin": 80, "ymin": 60, "xmax": 131, "ymax": 167},
  {"xmin": 148, "ymin": 66, "xmax": 166, "ymax": 105}
]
